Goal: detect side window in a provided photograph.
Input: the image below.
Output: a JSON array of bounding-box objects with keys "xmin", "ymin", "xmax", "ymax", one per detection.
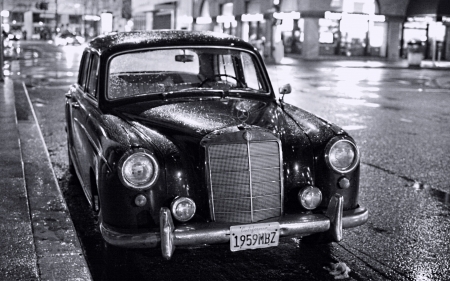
[
  {"xmin": 87, "ymin": 55, "xmax": 99, "ymax": 98},
  {"xmin": 78, "ymin": 52, "xmax": 91, "ymax": 90}
]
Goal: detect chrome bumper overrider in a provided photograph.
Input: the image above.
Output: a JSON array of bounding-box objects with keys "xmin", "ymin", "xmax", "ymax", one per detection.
[{"xmin": 100, "ymin": 194, "xmax": 368, "ymax": 260}]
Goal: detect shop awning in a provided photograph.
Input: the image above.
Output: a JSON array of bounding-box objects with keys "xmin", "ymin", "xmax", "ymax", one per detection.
[{"xmin": 406, "ymin": 0, "xmax": 450, "ymax": 19}]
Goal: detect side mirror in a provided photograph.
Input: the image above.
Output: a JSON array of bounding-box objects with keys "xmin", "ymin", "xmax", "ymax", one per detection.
[{"xmin": 279, "ymin": 84, "xmax": 292, "ymax": 101}]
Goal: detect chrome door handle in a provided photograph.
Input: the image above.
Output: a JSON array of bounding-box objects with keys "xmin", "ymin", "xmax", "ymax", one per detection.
[{"xmin": 72, "ymin": 102, "xmax": 80, "ymax": 108}]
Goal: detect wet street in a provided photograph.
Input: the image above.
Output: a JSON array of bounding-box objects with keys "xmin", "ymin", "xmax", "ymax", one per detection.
[{"xmin": 11, "ymin": 41, "xmax": 450, "ymax": 280}]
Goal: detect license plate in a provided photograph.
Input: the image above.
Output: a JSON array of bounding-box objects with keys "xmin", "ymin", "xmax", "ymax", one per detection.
[{"xmin": 230, "ymin": 222, "xmax": 280, "ymax": 252}]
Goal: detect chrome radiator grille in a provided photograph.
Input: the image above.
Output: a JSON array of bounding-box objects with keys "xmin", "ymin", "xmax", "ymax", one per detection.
[{"xmin": 207, "ymin": 141, "xmax": 282, "ymax": 223}]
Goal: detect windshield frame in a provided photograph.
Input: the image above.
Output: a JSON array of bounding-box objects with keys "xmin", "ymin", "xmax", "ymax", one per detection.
[{"xmin": 104, "ymin": 46, "xmax": 274, "ymax": 102}]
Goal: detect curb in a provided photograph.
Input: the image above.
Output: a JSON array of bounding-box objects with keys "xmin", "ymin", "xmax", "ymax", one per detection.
[{"xmin": 17, "ymin": 80, "xmax": 92, "ymax": 280}]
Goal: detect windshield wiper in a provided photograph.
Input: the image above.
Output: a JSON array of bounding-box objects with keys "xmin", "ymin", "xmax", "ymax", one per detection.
[{"xmin": 159, "ymin": 88, "xmax": 225, "ymax": 100}]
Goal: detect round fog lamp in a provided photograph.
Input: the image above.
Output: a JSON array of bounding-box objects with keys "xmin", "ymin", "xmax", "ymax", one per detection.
[
  {"xmin": 134, "ymin": 194, "xmax": 147, "ymax": 207},
  {"xmin": 171, "ymin": 197, "xmax": 196, "ymax": 222},
  {"xmin": 298, "ymin": 186, "xmax": 322, "ymax": 210}
]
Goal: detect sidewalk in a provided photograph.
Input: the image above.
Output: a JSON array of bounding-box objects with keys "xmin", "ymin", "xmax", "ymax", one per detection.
[{"xmin": 0, "ymin": 78, "xmax": 92, "ymax": 280}]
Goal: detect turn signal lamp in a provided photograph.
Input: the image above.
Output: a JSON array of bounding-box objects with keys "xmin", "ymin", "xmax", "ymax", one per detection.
[
  {"xmin": 171, "ymin": 197, "xmax": 196, "ymax": 222},
  {"xmin": 134, "ymin": 194, "xmax": 147, "ymax": 207},
  {"xmin": 298, "ymin": 186, "xmax": 322, "ymax": 210},
  {"xmin": 338, "ymin": 177, "xmax": 351, "ymax": 189}
]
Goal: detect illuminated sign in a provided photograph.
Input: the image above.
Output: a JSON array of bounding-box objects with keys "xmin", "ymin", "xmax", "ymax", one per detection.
[
  {"xmin": 242, "ymin": 14, "xmax": 264, "ymax": 22},
  {"xmin": 325, "ymin": 11, "xmax": 342, "ymax": 20},
  {"xmin": 196, "ymin": 17, "xmax": 212, "ymax": 24},
  {"xmin": 273, "ymin": 12, "xmax": 300, "ymax": 20},
  {"xmin": 1, "ymin": 10, "xmax": 9, "ymax": 17},
  {"xmin": 84, "ymin": 15, "xmax": 101, "ymax": 21},
  {"xmin": 325, "ymin": 11, "xmax": 385, "ymax": 22},
  {"xmin": 101, "ymin": 12, "xmax": 113, "ymax": 34},
  {"xmin": 217, "ymin": 15, "xmax": 236, "ymax": 23}
]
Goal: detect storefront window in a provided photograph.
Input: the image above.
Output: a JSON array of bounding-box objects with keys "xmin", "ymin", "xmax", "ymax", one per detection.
[
  {"xmin": 403, "ymin": 19, "xmax": 446, "ymax": 60},
  {"xmin": 319, "ymin": 18, "xmax": 339, "ymax": 55},
  {"xmin": 318, "ymin": 0, "xmax": 385, "ymax": 57},
  {"xmin": 276, "ymin": 12, "xmax": 301, "ymax": 54},
  {"xmin": 340, "ymin": 14, "xmax": 369, "ymax": 56},
  {"xmin": 278, "ymin": 0, "xmax": 384, "ymax": 57}
]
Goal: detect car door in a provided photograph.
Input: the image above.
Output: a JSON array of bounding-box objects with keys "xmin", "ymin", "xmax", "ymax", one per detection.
[{"xmin": 68, "ymin": 51, "xmax": 100, "ymax": 201}]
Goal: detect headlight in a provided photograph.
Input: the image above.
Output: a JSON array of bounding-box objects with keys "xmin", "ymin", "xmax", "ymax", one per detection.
[
  {"xmin": 118, "ymin": 150, "xmax": 159, "ymax": 190},
  {"xmin": 298, "ymin": 186, "xmax": 322, "ymax": 210},
  {"xmin": 171, "ymin": 197, "xmax": 196, "ymax": 222},
  {"xmin": 325, "ymin": 138, "xmax": 359, "ymax": 173}
]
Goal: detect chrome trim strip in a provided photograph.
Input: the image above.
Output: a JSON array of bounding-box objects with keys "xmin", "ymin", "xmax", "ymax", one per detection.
[
  {"xmin": 277, "ymin": 139, "xmax": 284, "ymax": 215},
  {"xmin": 246, "ymin": 138, "xmax": 254, "ymax": 222},
  {"xmin": 206, "ymin": 145, "xmax": 216, "ymax": 221}
]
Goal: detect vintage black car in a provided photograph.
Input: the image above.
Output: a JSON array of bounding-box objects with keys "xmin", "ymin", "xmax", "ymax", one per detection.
[{"xmin": 65, "ymin": 30, "xmax": 368, "ymax": 260}]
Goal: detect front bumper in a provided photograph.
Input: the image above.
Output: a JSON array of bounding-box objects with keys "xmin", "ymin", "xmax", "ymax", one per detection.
[{"xmin": 100, "ymin": 194, "xmax": 368, "ymax": 260}]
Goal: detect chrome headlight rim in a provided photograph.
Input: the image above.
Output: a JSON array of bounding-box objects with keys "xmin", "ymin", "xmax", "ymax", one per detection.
[
  {"xmin": 170, "ymin": 197, "xmax": 196, "ymax": 222},
  {"xmin": 325, "ymin": 137, "xmax": 360, "ymax": 174},
  {"xmin": 118, "ymin": 148, "xmax": 159, "ymax": 190}
]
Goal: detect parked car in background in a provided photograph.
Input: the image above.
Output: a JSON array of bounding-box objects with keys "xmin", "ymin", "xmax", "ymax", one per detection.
[
  {"xmin": 55, "ymin": 31, "xmax": 85, "ymax": 46},
  {"xmin": 65, "ymin": 30, "xmax": 368, "ymax": 260}
]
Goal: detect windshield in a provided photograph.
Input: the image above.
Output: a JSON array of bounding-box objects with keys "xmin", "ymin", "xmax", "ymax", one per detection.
[{"xmin": 107, "ymin": 48, "xmax": 269, "ymax": 100}]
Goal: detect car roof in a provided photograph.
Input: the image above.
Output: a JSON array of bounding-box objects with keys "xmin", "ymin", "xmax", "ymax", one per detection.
[{"xmin": 88, "ymin": 30, "xmax": 257, "ymax": 55}]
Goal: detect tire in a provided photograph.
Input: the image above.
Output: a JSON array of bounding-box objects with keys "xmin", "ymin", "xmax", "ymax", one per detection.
[{"xmin": 67, "ymin": 143, "xmax": 75, "ymax": 174}]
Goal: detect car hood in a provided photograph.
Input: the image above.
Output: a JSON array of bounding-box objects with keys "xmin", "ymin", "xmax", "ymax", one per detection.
[
  {"xmin": 114, "ymin": 99, "xmax": 283, "ymax": 138},
  {"xmin": 113, "ymin": 99, "xmax": 339, "ymax": 146}
]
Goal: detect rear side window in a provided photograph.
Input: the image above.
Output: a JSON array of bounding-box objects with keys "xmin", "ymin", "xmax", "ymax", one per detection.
[
  {"xmin": 78, "ymin": 52, "xmax": 91, "ymax": 89},
  {"xmin": 87, "ymin": 55, "xmax": 99, "ymax": 98}
]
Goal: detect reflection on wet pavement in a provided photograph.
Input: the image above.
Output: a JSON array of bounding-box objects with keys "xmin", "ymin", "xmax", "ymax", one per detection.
[{"xmin": 5, "ymin": 42, "xmax": 83, "ymax": 88}]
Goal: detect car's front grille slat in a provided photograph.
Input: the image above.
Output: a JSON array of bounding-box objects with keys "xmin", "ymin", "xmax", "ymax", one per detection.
[{"xmin": 208, "ymin": 139, "xmax": 282, "ymax": 223}]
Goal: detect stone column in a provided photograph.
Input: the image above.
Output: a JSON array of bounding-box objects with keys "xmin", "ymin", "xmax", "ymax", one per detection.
[
  {"xmin": 263, "ymin": 12, "xmax": 275, "ymax": 62},
  {"xmin": 386, "ymin": 16, "xmax": 403, "ymax": 61},
  {"xmin": 444, "ymin": 24, "xmax": 450, "ymax": 61},
  {"xmin": 302, "ymin": 12, "xmax": 322, "ymax": 60}
]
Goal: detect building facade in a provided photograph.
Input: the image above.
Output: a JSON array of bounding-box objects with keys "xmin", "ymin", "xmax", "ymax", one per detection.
[
  {"xmin": 131, "ymin": 0, "xmax": 450, "ymax": 62},
  {"xmin": 1, "ymin": 0, "xmax": 127, "ymax": 40}
]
